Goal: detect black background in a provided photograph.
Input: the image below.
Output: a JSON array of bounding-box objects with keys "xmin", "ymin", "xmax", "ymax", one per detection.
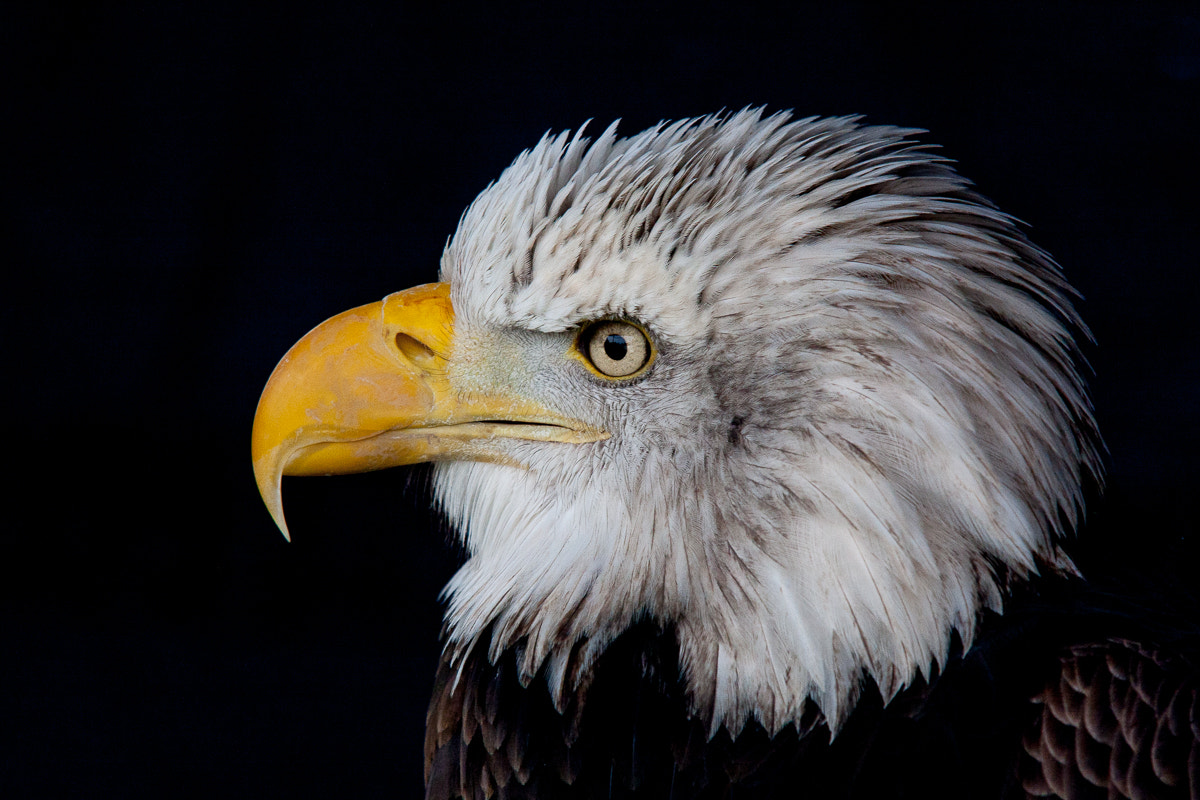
[{"xmin": 6, "ymin": 2, "xmax": 1199, "ymax": 797}]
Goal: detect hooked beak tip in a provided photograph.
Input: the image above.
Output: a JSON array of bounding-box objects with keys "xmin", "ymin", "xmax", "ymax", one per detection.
[{"xmin": 253, "ymin": 449, "xmax": 292, "ymax": 542}]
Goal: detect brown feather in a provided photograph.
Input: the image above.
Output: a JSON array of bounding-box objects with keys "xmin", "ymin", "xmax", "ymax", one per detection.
[{"xmin": 1021, "ymin": 641, "xmax": 1199, "ymax": 799}]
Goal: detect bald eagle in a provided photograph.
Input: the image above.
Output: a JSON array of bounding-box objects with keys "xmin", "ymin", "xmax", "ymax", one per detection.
[{"xmin": 252, "ymin": 111, "xmax": 1198, "ymax": 798}]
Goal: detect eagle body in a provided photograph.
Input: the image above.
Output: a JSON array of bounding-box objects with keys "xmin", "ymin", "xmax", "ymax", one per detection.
[
  {"xmin": 251, "ymin": 111, "xmax": 1197, "ymax": 798},
  {"xmin": 423, "ymin": 594, "xmax": 1200, "ymax": 798},
  {"xmin": 425, "ymin": 620, "xmax": 1024, "ymax": 798}
]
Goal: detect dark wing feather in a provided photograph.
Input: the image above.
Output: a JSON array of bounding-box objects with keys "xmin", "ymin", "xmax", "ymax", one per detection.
[{"xmin": 1020, "ymin": 640, "xmax": 1200, "ymax": 799}]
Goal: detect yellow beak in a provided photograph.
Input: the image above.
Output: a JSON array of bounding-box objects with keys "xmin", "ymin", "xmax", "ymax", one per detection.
[{"xmin": 251, "ymin": 282, "xmax": 605, "ymax": 540}]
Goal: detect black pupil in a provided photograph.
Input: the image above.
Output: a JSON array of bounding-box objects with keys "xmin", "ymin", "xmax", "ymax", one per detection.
[{"xmin": 603, "ymin": 334, "xmax": 628, "ymax": 361}]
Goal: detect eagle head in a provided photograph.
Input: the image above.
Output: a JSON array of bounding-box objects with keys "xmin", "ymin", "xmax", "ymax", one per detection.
[{"xmin": 252, "ymin": 110, "xmax": 1101, "ymax": 736}]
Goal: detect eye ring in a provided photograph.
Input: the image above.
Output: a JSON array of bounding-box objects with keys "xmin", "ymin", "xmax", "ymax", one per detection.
[{"xmin": 576, "ymin": 320, "xmax": 654, "ymax": 379}]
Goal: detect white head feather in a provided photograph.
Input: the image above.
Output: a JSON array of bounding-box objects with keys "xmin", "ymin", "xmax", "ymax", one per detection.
[{"xmin": 430, "ymin": 109, "xmax": 1101, "ymax": 736}]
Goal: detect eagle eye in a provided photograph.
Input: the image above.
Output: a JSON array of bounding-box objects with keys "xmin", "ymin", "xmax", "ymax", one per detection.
[{"xmin": 579, "ymin": 320, "xmax": 652, "ymax": 379}]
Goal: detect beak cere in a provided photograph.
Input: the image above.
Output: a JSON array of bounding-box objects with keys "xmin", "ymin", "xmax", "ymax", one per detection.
[{"xmin": 251, "ymin": 282, "xmax": 606, "ymax": 540}]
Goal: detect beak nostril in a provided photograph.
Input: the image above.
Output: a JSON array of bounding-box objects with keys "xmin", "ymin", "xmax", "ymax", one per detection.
[{"xmin": 395, "ymin": 332, "xmax": 437, "ymax": 365}]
